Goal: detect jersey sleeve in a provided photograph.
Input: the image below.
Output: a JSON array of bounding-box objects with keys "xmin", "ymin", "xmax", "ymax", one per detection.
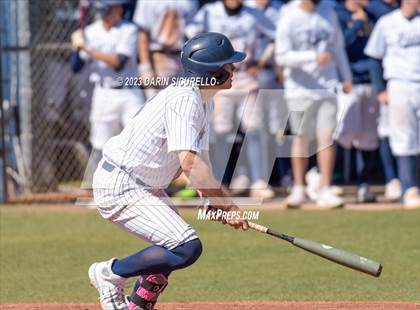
[
  {"xmin": 164, "ymin": 95, "xmax": 206, "ymax": 153},
  {"xmin": 133, "ymin": 0, "xmax": 150, "ymax": 32},
  {"xmin": 79, "ymin": 25, "xmax": 94, "ymax": 61},
  {"xmin": 275, "ymin": 16, "xmax": 317, "ymax": 67},
  {"xmin": 364, "ymin": 18, "xmax": 386, "ymax": 59},
  {"xmin": 331, "ymin": 11, "xmax": 352, "ymax": 81},
  {"xmin": 182, "ymin": 0, "xmax": 199, "ymax": 24},
  {"xmin": 115, "ymin": 24, "xmax": 138, "ymax": 57}
]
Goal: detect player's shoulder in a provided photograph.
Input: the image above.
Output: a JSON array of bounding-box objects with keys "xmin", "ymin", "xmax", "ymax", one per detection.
[
  {"xmin": 380, "ymin": 9, "xmax": 401, "ymax": 23},
  {"xmin": 277, "ymin": 2, "xmax": 299, "ymax": 24},
  {"xmin": 84, "ymin": 19, "xmax": 102, "ymax": 36},
  {"xmin": 164, "ymin": 84, "xmax": 201, "ymax": 104},
  {"xmin": 115, "ymin": 20, "xmax": 139, "ymax": 33},
  {"xmin": 373, "ymin": 9, "xmax": 400, "ymax": 31},
  {"xmin": 278, "ymin": 0, "xmax": 301, "ymax": 17},
  {"xmin": 280, "ymin": 0, "xmax": 299, "ymax": 13},
  {"xmin": 199, "ymin": 1, "xmax": 223, "ymax": 15}
]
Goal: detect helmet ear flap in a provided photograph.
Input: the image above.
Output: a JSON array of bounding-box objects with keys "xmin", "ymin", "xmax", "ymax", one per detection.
[{"xmin": 211, "ymin": 67, "xmax": 230, "ymax": 85}]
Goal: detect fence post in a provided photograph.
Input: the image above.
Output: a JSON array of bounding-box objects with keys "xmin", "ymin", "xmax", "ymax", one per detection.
[
  {"xmin": 0, "ymin": 46, "xmax": 7, "ymax": 203},
  {"xmin": 16, "ymin": 0, "xmax": 32, "ymax": 192}
]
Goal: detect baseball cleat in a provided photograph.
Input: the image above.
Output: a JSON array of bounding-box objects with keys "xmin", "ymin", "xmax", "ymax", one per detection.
[
  {"xmin": 305, "ymin": 167, "xmax": 321, "ymax": 201},
  {"xmin": 316, "ymin": 187, "xmax": 344, "ymax": 209},
  {"xmin": 230, "ymin": 175, "xmax": 251, "ymax": 195},
  {"xmin": 403, "ymin": 187, "xmax": 420, "ymax": 209},
  {"xmin": 128, "ymin": 274, "xmax": 168, "ymax": 310},
  {"xmin": 384, "ymin": 179, "xmax": 402, "ymax": 202},
  {"xmin": 357, "ymin": 183, "xmax": 377, "ymax": 203},
  {"xmin": 285, "ymin": 185, "xmax": 306, "ymax": 208},
  {"xmin": 250, "ymin": 180, "xmax": 275, "ymax": 199},
  {"xmin": 88, "ymin": 258, "xmax": 129, "ymax": 310}
]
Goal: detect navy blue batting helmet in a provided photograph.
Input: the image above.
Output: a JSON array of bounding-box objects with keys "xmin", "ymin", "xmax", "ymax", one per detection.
[
  {"xmin": 181, "ymin": 32, "xmax": 246, "ymax": 85},
  {"xmin": 94, "ymin": 0, "xmax": 129, "ymax": 16}
]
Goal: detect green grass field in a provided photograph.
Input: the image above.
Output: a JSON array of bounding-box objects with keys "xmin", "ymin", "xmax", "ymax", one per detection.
[{"xmin": 0, "ymin": 206, "xmax": 419, "ymax": 303}]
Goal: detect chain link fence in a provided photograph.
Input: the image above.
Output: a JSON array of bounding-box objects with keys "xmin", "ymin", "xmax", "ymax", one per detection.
[{"xmin": 1, "ymin": 0, "xmax": 95, "ymax": 201}]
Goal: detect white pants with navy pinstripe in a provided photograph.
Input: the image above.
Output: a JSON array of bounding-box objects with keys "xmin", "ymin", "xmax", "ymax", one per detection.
[{"xmin": 92, "ymin": 158, "xmax": 198, "ymax": 250}]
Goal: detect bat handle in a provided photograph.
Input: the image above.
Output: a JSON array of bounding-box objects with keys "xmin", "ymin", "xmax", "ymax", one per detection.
[
  {"xmin": 248, "ymin": 221, "xmax": 268, "ymax": 233},
  {"xmin": 249, "ymin": 222, "xmax": 295, "ymax": 243}
]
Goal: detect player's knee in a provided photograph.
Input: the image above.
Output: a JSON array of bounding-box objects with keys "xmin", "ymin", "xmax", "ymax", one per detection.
[
  {"xmin": 183, "ymin": 238, "xmax": 203, "ymax": 266},
  {"xmin": 190, "ymin": 238, "xmax": 203, "ymax": 263},
  {"xmin": 172, "ymin": 238, "xmax": 203, "ymax": 268}
]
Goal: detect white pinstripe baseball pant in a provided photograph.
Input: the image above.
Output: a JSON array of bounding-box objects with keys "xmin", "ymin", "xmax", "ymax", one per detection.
[{"xmin": 92, "ymin": 158, "xmax": 198, "ymax": 250}]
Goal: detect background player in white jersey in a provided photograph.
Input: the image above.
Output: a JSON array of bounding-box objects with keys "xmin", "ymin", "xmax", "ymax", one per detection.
[
  {"xmin": 186, "ymin": 0, "xmax": 277, "ymax": 199},
  {"xmin": 276, "ymin": 0, "xmax": 353, "ymax": 208},
  {"xmin": 333, "ymin": 0, "xmax": 379, "ymax": 203},
  {"xmin": 365, "ymin": 0, "xmax": 420, "ymax": 209},
  {"xmin": 243, "ymin": 0, "xmax": 289, "ymax": 194},
  {"xmin": 88, "ymin": 32, "xmax": 249, "ymax": 310},
  {"xmin": 365, "ymin": 0, "xmax": 402, "ymax": 202},
  {"xmin": 133, "ymin": 0, "xmax": 198, "ymax": 99},
  {"xmin": 70, "ymin": 0, "xmax": 145, "ymax": 170}
]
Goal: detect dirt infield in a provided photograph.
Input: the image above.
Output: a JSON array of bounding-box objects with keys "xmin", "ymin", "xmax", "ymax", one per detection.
[{"xmin": 1, "ymin": 302, "xmax": 419, "ymax": 310}]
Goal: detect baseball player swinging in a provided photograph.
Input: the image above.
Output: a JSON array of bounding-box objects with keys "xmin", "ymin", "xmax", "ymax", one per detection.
[{"xmin": 89, "ymin": 32, "xmax": 249, "ymax": 310}]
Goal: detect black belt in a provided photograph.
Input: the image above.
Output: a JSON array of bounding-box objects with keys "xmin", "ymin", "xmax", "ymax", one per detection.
[
  {"xmin": 151, "ymin": 49, "xmax": 181, "ymax": 56},
  {"xmin": 102, "ymin": 160, "xmax": 150, "ymax": 187},
  {"xmin": 97, "ymin": 80, "xmax": 123, "ymax": 89}
]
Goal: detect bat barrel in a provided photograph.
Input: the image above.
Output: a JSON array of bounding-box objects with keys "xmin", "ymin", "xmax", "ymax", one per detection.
[{"xmin": 293, "ymin": 237, "xmax": 382, "ymax": 277}]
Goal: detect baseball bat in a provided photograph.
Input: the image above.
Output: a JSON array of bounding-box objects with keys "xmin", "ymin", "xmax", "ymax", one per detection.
[{"xmin": 248, "ymin": 221, "xmax": 382, "ymax": 277}]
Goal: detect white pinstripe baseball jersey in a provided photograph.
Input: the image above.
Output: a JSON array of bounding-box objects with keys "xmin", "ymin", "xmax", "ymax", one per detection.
[
  {"xmin": 93, "ymin": 162, "xmax": 198, "ymax": 249},
  {"xmin": 102, "ymin": 84, "xmax": 213, "ymax": 188}
]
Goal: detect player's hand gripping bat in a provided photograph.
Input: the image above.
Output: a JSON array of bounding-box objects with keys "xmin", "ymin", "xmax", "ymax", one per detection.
[{"xmin": 203, "ymin": 202, "xmax": 382, "ymax": 277}]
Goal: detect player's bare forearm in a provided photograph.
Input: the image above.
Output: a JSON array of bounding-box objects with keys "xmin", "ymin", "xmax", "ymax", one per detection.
[
  {"xmin": 139, "ymin": 31, "xmax": 152, "ymax": 66},
  {"xmin": 201, "ymin": 151, "xmax": 213, "ymax": 174},
  {"xmin": 178, "ymin": 150, "xmax": 234, "ymax": 211}
]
